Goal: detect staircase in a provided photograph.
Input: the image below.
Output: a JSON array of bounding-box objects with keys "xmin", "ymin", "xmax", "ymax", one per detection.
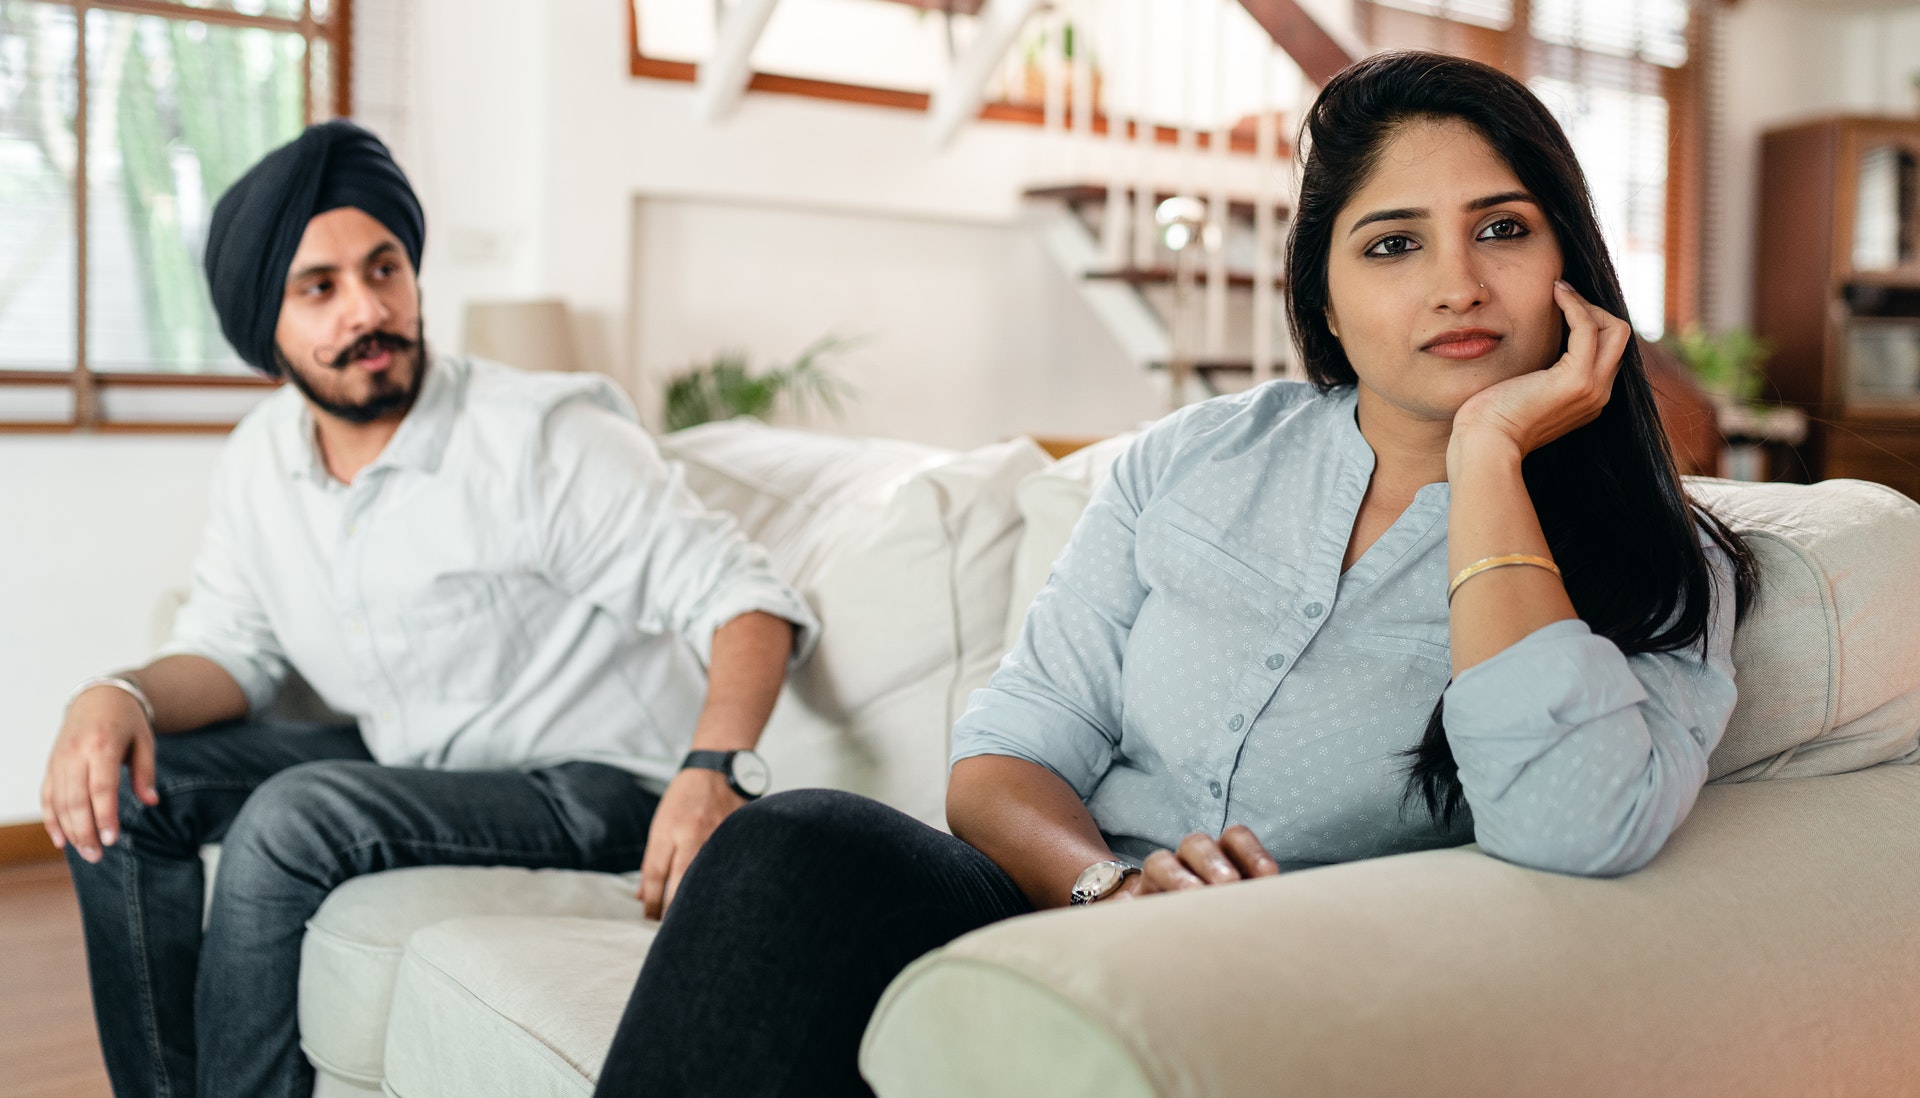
[
  {"xmin": 636, "ymin": 0, "xmax": 1361, "ymax": 408},
  {"xmin": 1024, "ymin": 179, "xmax": 1295, "ymax": 405}
]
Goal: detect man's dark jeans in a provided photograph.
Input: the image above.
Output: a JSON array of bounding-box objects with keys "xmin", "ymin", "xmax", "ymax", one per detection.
[{"xmin": 64, "ymin": 719, "xmax": 659, "ymax": 1098}]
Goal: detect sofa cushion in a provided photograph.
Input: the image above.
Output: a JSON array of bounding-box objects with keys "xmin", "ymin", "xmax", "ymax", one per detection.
[
  {"xmin": 1689, "ymin": 477, "xmax": 1920, "ymax": 780},
  {"xmin": 1008, "ymin": 445, "xmax": 1920, "ymax": 784},
  {"xmin": 381, "ymin": 916, "xmax": 653, "ymax": 1098},
  {"xmin": 1005, "ymin": 433, "xmax": 1138, "ymax": 650},
  {"xmin": 298, "ymin": 866, "xmax": 643, "ymax": 1088},
  {"xmin": 863, "ymin": 765, "xmax": 1920, "ymax": 1097},
  {"xmin": 661, "ymin": 420, "xmax": 1048, "ymax": 826}
]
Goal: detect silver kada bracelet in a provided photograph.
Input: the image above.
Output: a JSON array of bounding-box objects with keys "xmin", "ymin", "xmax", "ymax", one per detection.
[{"xmin": 70, "ymin": 676, "xmax": 157, "ymax": 727}]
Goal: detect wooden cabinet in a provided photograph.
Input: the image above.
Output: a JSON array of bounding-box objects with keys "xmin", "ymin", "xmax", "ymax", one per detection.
[{"xmin": 1756, "ymin": 116, "xmax": 1920, "ymax": 499}]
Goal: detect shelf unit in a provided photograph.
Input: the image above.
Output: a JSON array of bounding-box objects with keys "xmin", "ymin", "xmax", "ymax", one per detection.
[{"xmin": 1755, "ymin": 115, "xmax": 1920, "ymax": 497}]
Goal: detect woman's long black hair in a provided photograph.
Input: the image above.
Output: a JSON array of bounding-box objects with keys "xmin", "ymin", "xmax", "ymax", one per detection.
[{"xmin": 1282, "ymin": 51, "xmax": 1759, "ymax": 827}]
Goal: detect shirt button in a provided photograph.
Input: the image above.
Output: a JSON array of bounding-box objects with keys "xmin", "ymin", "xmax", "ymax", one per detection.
[
  {"xmin": 1208, "ymin": 780, "xmax": 1223, "ymax": 799},
  {"xmin": 350, "ymin": 620, "xmax": 364, "ymax": 634},
  {"xmin": 346, "ymin": 521, "xmax": 359, "ymax": 536},
  {"xmin": 1304, "ymin": 601, "xmax": 1325, "ymax": 619},
  {"xmin": 381, "ymin": 709, "xmax": 395, "ymax": 722},
  {"xmin": 1265, "ymin": 653, "xmax": 1285, "ymax": 670},
  {"xmin": 1227, "ymin": 713, "xmax": 1245, "ymax": 731}
]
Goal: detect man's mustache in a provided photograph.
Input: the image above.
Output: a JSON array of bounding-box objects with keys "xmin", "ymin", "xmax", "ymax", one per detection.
[{"xmin": 327, "ymin": 330, "xmax": 417, "ymax": 370}]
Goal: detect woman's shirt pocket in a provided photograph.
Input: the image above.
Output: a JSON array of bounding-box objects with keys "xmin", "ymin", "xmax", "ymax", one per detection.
[
  {"xmin": 1344, "ymin": 628, "xmax": 1451, "ymax": 669},
  {"xmin": 1137, "ymin": 500, "xmax": 1299, "ymax": 616}
]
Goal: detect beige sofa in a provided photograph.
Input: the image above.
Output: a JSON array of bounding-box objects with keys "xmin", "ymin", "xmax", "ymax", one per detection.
[{"xmin": 289, "ymin": 418, "xmax": 1920, "ymax": 1097}]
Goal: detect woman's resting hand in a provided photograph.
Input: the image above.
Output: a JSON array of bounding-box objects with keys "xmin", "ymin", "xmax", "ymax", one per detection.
[
  {"xmin": 1448, "ymin": 279, "xmax": 1631, "ymax": 466},
  {"xmin": 1127, "ymin": 825, "xmax": 1281, "ymax": 900}
]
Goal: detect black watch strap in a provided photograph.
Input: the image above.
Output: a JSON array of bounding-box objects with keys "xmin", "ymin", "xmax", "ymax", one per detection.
[
  {"xmin": 679, "ymin": 749, "xmax": 768, "ymax": 801},
  {"xmin": 681, "ymin": 750, "xmax": 732, "ymax": 772}
]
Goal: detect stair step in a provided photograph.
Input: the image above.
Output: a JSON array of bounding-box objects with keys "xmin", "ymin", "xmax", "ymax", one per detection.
[
  {"xmin": 1085, "ymin": 266, "xmax": 1288, "ymax": 290},
  {"xmin": 1025, "ymin": 185, "xmax": 1290, "ymax": 223}
]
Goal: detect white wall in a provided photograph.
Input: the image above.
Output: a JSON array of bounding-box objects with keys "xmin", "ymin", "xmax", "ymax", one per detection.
[
  {"xmin": 0, "ymin": 437, "xmax": 222, "ymax": 825},
  {"xmin": 632, "ymin": 197, "xmax": 1158, "ymax": 446}
]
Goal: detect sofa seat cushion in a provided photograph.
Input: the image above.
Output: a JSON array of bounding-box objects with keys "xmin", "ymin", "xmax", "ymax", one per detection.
[
  {"xmin": 299, "ymin": 866, "xmax": 643, "ymax": 1088},
  {"xmin": 381, "ymin": 916, "xmax": 654, "ymax": 1098}
]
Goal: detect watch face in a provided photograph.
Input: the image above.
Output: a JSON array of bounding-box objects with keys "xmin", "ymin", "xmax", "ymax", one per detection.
[
  {"xmin": 730, "ymin": 750, "xmax": 771, "ymax": 797},
  {"xmin": 1081, "ymin": 862, "xmax": 1124, "ymax": 894}
]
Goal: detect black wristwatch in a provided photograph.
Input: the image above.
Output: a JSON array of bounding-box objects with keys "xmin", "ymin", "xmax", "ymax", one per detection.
[{"xmin": 679, "ymin": 748, "xmax": 771, "ymax": 801}]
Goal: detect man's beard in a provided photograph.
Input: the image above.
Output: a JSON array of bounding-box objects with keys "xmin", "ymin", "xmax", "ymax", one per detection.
[{"xmin": 275, "ymin": 326, "xmax": 428, "ymax": 425}]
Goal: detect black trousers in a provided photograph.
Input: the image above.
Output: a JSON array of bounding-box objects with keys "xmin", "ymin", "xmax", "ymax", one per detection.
[{"xmin": 592, "ymin": 788, "xmax": 1034, "ymax": 1097}]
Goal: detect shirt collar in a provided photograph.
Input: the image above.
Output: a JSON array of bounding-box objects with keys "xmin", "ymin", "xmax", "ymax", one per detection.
[
  {"xmin": 280, "ymin": 353, "xmax": 464, "ymax": 484},
  {"xmin": 1331, "ymin": 384, "xmax": 1450, "ymax": 504},
  {"xmin": 1330, "ymin": 385, "xmax": 1373, "ymax": 471}
]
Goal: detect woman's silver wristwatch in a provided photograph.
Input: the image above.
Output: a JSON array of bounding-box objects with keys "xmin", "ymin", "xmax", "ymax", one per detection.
[{"xmin": 1069, "ymin": 859, "xmax": 1140, "ymax": 906}]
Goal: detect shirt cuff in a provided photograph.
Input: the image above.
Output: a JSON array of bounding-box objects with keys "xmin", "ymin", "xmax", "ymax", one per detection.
[
  {"xmin": 949, "ymin": 687, "xmax": 1113, "ymax": 799},
  {"xmin": 687, "ymin": 582, "xmax": 821, "ymax": 670},
  {"xmin": 1443, "ymin": 618, "xmax": 1649, "ymax": 742},
  {"xmin": 153, "ymin": 642, "xmax": 282, "ymax": 716}
]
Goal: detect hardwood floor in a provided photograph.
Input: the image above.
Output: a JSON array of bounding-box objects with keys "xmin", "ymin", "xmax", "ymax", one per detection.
[{"xmin": 0, "ymin": 861, "xmax": 111, "ymax": 1097}]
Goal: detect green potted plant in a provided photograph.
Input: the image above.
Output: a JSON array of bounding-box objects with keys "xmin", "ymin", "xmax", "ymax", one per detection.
[
  {"xmin": 1660, "ymin": 325, "xmax": 1771, "ymax": 406},
  {"xmin": 663, "ymin": 334, "xmax": 856, "ymax": 433}
]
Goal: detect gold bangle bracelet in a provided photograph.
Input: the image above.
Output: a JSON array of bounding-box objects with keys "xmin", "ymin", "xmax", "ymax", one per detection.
[{"xmin": 1447, "ymin": 553, "xmax": 1561, "ymax": 603}]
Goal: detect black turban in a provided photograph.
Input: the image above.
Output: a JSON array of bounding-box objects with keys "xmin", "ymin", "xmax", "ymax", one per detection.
[{"xmin": 204, "ymin": 120, "xmax": 425, "ymax": 377}]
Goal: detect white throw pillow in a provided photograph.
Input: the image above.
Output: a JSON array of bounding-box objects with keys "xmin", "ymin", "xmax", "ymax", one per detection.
[
  {"xmin": 1690, "ymin": 477, "xmax": 1920, "ymax": 781},
  {"xmin": 1005, "ymin": 433, "xmax": 1139, "ymax": 650},
  {"xmin": 661, "ymin": 420, "xmax": 1048, "ymax": 827}
]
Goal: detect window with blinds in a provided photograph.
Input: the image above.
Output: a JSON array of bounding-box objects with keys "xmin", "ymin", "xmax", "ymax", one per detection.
[
  {"xmin": 0, "ymin": 0, "xmax": 349, "ymax": 430},
  {"xmin": 1360, "ymin": 0, "xmax": 1699, "ymax": 339}
]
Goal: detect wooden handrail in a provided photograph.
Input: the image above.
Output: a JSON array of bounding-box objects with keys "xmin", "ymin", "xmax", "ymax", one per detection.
[{"xmin": 1234, "ymin": 0, "xmax": 1358, "ymax": 86}]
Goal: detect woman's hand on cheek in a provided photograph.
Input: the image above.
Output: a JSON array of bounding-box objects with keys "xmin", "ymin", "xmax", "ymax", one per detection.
[
  {"xmin": 1132, "ymin": 825, "xmax": 1281, "ymax": 899},
  {"xmin": 1448, "ymin": 279, "xmax": 1631, "ymax": 471}
]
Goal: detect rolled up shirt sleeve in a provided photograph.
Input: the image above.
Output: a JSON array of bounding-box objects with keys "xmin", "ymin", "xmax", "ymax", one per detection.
[
  {"xmin": 951, "ymin": 410, "xmax": 1197, "ymax": 798},
  {"xmin": 157, "ymin": 451, "xmax": 291, "ymax": 714},
  {"xmin": 533, "ymin": 398, "xmax": 818, "ymax": 669},
  {"xmin": 1443, "ymin": 543, "xmax": 1740, "ymax": 877}
]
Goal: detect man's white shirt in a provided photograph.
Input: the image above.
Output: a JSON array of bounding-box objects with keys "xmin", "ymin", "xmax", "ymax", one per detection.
[{"xmin": 162, "ymin": 354, "xmax": 819, "ymax": 789}]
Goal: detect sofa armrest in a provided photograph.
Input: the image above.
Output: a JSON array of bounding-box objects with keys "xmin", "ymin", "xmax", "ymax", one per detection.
[{"xmin": 861, "ymin": 766, "xmax": 1920, "ymax": 1097}]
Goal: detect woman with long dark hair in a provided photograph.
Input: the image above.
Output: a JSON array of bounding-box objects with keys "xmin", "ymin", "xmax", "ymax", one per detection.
[{"xmin": 591, "ymin": 50, "xmax": 1757, "ymax": 1097}]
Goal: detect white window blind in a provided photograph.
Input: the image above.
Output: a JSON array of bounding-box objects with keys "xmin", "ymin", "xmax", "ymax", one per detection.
[{"xmin": 1527, "ymin": 0, "xmax": 1688, "ymax": 337}]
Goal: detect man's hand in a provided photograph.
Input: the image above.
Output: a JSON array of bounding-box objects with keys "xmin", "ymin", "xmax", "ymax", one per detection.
[
  {"xmin": 1130, "ymin": 825, "xmax": 1280, "ymax": 899},
  {"xmin": 42, "ymin": 687, "xmax": 160, "ymax": 863},
  {"xmin": 637, "ymin": 768, "xmax": 747, "ymax": 920}
]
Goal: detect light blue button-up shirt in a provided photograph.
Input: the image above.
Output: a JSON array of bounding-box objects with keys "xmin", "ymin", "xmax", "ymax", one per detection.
[
  {"xmin": 953, "ymin": 382, "xmax": 1737, "ymax": 877},
  {"xmin": 162, "ymin": 355, "xmax": 818, "ymax": 789}
]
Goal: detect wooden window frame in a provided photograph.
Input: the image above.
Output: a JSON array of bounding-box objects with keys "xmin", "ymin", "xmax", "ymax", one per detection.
[
  {"xmin": 1356, "ymin": 0, "xmax": 1705, "ymax": 335},
  {"xmin": 626, "ymin": 1, "xmax": 1276, "ymax": 156},
  {"xmin": 0, "ymin": 0, "xmax": 353, "ymax": 435}
]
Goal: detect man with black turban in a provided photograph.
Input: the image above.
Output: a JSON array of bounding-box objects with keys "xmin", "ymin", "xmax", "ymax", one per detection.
[{"xmin": 41, "ymin": 120, "xmax": 818, "ymax": 1097}]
